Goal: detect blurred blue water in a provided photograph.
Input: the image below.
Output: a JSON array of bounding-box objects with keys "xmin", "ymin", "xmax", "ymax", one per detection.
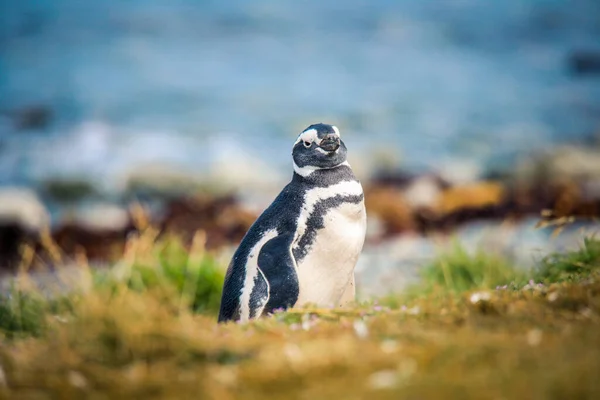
[{"xmin": 1, "ymin": 0, "xmax": 599, "ymax": 189}]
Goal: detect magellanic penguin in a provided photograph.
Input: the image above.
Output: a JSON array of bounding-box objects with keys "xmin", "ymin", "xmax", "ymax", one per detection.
[{"xmin": 218, "ymin": 123, "xmax": 366, "ymax": 323}]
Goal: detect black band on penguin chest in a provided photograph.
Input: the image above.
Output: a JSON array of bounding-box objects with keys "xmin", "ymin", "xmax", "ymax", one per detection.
[{"xmin": 292, "ymin": 192, "xmax": 364, "ymax": 262}]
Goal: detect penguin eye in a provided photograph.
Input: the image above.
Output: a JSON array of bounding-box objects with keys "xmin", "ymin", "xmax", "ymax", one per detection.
[{"xmin": 303, "ymin": 141, "xmax": 311, "ymax": 148}]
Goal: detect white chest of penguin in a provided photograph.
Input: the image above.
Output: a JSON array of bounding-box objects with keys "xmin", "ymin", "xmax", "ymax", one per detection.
[{"xmin": 293, "ymin": 181, "xmax": 367, "ymax": 307}]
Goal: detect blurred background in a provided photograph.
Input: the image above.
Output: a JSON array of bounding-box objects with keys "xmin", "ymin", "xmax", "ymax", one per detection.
[{"xmin": 1, "ymin": 0, "xmax": 600, "ymax": 295}]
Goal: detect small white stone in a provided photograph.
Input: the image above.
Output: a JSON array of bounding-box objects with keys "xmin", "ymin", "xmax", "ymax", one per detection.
[
  {"xmin": 283, "ymin": 344, "xmax": 304, "ymax": 364},
  {"xmin": 470, "ymin": 291, "xmax": 491, "ymax": 304},
  {"xmin": 527, "ymin": 329, "xmax": 543, "ymax": 347},
  {"xmin": 212, "ymin": 366, "xmax": 238, "ymax": 387},
  {"xmin": 547, "ymin": 292, "xmax": 559, "ymax": 302},
  {"xmin": 367, "ymin": 370, "xmax": 398, "ymax": 390},
  {"xmin": 380, "ymin": 340, "xmax": 399, "ymax": 354},
  {"xmin": 406, "ymin": 306, "xmax": 420, "ymax": 315},
  {"xmin": 301, "ymin": 314, "xmax": 312, "ymax": 331},
  {"xmin": 353, "ymin": 319, "xmax": 369, "ymax": 339},
  {"xmin": 68, "ymin": 370, "xmax": 87, "ymax": 388},
  {"xmin": 580, "ymin": 308, "xmax": 594, "ymax": 318}
]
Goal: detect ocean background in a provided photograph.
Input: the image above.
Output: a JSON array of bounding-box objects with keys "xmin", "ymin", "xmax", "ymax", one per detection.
[{"xmin": 1, "ymin": 0, "xmax": 600, "ymax": 216}]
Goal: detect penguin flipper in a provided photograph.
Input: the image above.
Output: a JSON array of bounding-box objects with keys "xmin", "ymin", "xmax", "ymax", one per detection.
[
  {"xmin": 218, "ymin": 260, "xmax": 242, "ymax": 322},
  {"xmin": 247, "ymin": 266, "xmax": 270, "ymax": 319},
  {"xmin": 218, "ymin": 233, "xmax": 299, "ymax": 322},
  {"xmin": 257, "ymin": 234, "xmax": 299, "ymax": 315},
  {"xmin": 218, "ymin": 259, "xmax": 271, "ymax": 322}
]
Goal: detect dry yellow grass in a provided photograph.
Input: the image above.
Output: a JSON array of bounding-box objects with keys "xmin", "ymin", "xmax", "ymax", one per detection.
[
  {"xmin": 1, "ymin": 270, "xmax": 599, "ymax": 399},
  {"xmin": 1, "ymin": 225, "xmax": 599, "ymax": 399}
]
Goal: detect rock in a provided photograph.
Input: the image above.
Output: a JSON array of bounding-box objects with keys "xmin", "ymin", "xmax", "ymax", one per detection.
[
  {"xmin": 583, "ymin": 179, "xmax": 600, "ymax": 202},
  {"xmin": 364, "ymin": 186, "xmax": 415, "ymax": 237},
  {"xmin": 208, "ymin": 145, "xmax": 286, "ymax": 193},
  {"xmin": 402, "ymin": 175, "xmax": 443, "ymax": 210},
  {"xmin": 569, "ymin": 51, "xmax": 600, "ymax": 75},
  {"xmin": 366, "ymin": 155, "xmax": 600, "ymax": 238},
  {"xmin": 68, "ymin": 203, "xmax": 131, "ymax": 232},
  {"xmin": 122, "ymin": 163, "xmax": 204, "ymax": 199},
  {"xmin": 47, "ymin": 202, "xmax": 134, "ymax": 265},
  {"xmin": 0, "ymin": 187, "xmax": 49, "ymax": 232},
  {"xmin": 160, "ymin": 194, "xmax": 256, "ymax": 250},
  {"xmin": 366, "ymin": 177, "xmax": 515, "ymax": 238},
  {"xmin": 438, "ymin": 181, "xmax": 506, "ymax": 215},
  {"xmin": 372, "ymin": 169, "xmax": 451, "ymax": 191},
  {"xmin": 0, "ymin": 222, "xmax": 31, "ymax": 272},
  {"xmin": 371, "ymin": 169, "xmax": 417, "ymax": 188},
  {"xmin": 51, "ymin": 224, "xmax": 133, "ymax": 262},
  {"xmin": 511, "ymin": 145, "xmax": 600, "ymax": 218},
  {"xmin": 537, "ymin": 181, "xmax": 600, "ymax": 220},
  {"xmin": 542, "ymin": 146, "xmax": 600, "ymax": 181},
  {"xmin": 0, "ymin": 188, "xmax": 49, "ymax": 271},
  {"xmin": 435, "ymin": 159, "xmax": 484, "ymax": 186},
  {"xmin": 420, "ymin": 203, "xmax": 514, "ymax": 234},
  {"xmin": 1, "ymin": 193, "xmax": 258, "ymax": 267}
]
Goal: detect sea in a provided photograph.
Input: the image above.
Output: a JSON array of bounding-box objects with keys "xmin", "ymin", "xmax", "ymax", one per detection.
[{"xmin": 1, "ymin": 0, "xmax": 599, "ymax": 198}]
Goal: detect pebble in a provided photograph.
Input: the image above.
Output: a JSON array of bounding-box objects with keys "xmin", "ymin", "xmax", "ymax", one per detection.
[{"xmin": 367, "ymin": 370, "xmax": 398, "ymax": 390}]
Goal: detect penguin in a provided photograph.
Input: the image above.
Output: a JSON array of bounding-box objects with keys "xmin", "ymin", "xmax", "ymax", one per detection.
[{"xmin": 218, "ymin": 123, "xmax": 366, "ymax": 323}]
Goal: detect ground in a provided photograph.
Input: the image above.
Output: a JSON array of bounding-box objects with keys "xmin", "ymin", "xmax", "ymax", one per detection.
[{"xmin": 0, "ymin": 235, "xmax": 599, "ymax": 399}]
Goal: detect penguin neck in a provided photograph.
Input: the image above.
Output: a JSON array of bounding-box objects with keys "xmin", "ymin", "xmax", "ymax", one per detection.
[{"xmin": 292, "ymin": 161, "xmax": 358, "ymax": 187}]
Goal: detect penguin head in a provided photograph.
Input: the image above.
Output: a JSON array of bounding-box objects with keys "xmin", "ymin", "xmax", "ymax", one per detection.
[{"xmin": 292, "ymin": 123, "xmax": 347, "ymax": 175}]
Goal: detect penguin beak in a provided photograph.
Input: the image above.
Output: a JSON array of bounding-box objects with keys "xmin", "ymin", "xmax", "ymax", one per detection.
[{"xmin": 319, "ymin": 135, "xmax": 341, "ymax": 152}]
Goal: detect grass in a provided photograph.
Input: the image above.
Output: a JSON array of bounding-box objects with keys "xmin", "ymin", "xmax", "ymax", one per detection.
[
  {"xmin": 95, "ymin": 232, "xmax": 224, "ymax": 314},
  {"xmin": 0, "ymin": 289, "xmax": 48, "ymax": 338},
  {"xmin": 416, "ymin": 242, "xmax": 526, "ymax": 294},
  {"xmin": 534, "ymin": 236, "xmax": 600, "ymax": 284},
  {"xmin": 0, "ymin": 234, "xmax": 599, "ymax": 399},
  {"xmin": 0, "ymin": 227, "xmax": 224, "ymax": 339}
]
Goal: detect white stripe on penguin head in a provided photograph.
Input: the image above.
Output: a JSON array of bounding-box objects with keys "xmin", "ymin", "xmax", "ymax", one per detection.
[{"xmin": 294, "ymin": 128, "xmax": 319, "ymax": 146}]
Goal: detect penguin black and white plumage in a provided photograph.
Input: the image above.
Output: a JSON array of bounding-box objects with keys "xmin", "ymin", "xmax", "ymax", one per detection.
[{"xmin": 218, "ymin": 123, "xmax": 366, "ymax": 323}]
